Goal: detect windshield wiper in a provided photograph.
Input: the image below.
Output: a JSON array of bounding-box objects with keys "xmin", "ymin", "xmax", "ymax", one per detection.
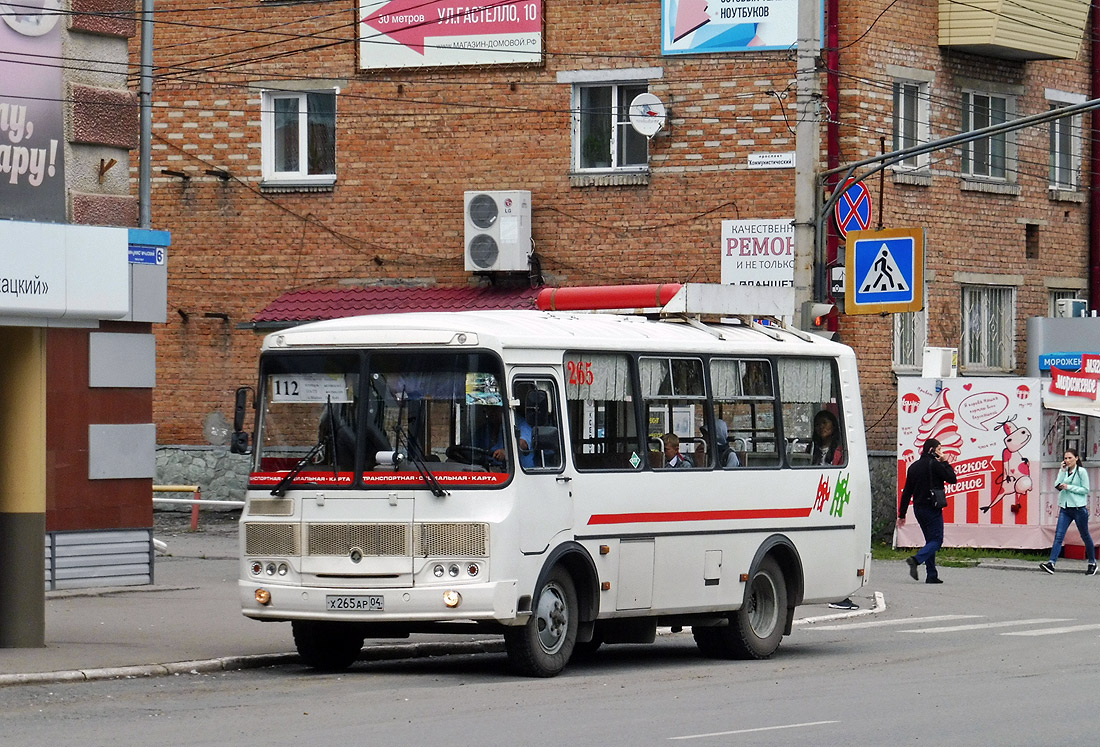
[
  {"xmin": 269, "ymin": 438, "xmax": 325, "ymax": 497},
  {"xmin": 394, "ymin": 388, "xmax": 448, "ymax": 498},
  {"xmin": 270, "ymin": 397, "xmax": 336, "ymax": 497}
]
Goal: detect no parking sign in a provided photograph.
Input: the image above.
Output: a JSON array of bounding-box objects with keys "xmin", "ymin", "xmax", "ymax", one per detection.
[{"xmin": 833, "ymin": 179, "xmax": 872, "ymax": 238}]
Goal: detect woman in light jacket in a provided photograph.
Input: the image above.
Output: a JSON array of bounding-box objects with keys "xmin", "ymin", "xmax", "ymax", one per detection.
[{"xmin": 1039, "ymin": 448, "xmax": 1096, "ymax": 576}]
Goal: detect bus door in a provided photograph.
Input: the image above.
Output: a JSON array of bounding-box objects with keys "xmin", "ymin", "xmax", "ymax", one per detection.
[{"xmin": 511, "ymin": 373, "xmax": 571, "ymax": 554}]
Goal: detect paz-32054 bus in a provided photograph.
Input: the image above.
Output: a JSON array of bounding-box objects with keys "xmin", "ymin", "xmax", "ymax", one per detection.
[{"xmin": 231, "ymin": 285, "xmax": 871, "ymax": 677}]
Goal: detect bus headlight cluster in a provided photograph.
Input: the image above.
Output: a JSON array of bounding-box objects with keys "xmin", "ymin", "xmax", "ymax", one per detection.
[
  {"xmin": 251, "ymin": 561, "xmax": 289, "ymax": 577},
  {"xmin": 432, "ymin": 562, "xmax": 480, "ymax": 579}
]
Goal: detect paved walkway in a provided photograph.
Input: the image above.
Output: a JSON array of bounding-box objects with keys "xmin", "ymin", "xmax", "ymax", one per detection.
[{"xmin": 0, "ymin": 513, "xmax": 1070, "ymax": 687}]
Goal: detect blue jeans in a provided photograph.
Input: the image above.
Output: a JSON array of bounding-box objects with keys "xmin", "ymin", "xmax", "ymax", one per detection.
[
  {"xmin": 913, "ymin": 503, "xmax": 944, "ymax": 581},
  {"xmin": 1049, "ymin": 506, "xmax": 1097, "ymax": 565}
]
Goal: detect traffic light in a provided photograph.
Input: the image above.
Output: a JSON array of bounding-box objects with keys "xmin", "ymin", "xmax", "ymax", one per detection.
[{"xmin": 801, "ymin": 301, "xmax": 837, "ymax": 340}]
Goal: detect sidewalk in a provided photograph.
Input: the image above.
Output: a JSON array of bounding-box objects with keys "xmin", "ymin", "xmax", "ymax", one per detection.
[
  {"xmin": 0, "ymin": 513, "xmax": 1068, "ymax": 687},
  {"xmin": 0, "ymin": 512, "xmax": 499, "ymax": 687}
]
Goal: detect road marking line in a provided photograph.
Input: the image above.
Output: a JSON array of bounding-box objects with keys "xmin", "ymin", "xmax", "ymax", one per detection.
[
  {"xmin": 1001, "ymin": 623, "xmax": 1100, "ymax": 637},
  {"xmin": 901, "ymin": 618, "xmax": 1071, "ymax": 633},
  {"xmin": 807, "ymin": 614, "xmax": 980, "ymax": 631},
  {"xmin": 669, "ymin": 721, "xmax": 840, "ymax": 740}
]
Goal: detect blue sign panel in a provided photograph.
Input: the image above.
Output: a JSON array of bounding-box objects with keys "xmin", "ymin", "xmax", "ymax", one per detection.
[
  {"xmin": 128, "ymin": 245, "xmax": 165, "ymax": 265},
  {"xmin": 1039, "ymin": 352, "xmax": 1084, "ymax": 371}
]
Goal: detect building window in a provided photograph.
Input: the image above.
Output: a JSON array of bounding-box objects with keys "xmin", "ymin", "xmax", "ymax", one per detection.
[
  {"xmin": 962, "ymin": 91, "xmax": 1011, "ymax": 180},
  {"xmin": 1049, "ymin": 289, "xmax": 1082, "ymax": 317},
  {"xmin": 893, "ymin": 309, "xmax": 927, "ymax": 369},
  {"xmin": 1049, "ymin": 106, "xmax": 1081, "ymax": 191},
  {"xmin": 261, "ymin": 90, "xmax": 336, "ymax": 184},
  {"xmin": 573, "ymin": 83, "xmax": 649, "ymax": 172},
  {"xmin": 961, "ymin": 285, "xmax": 1015, "ymax": 371},
  {"xmin": 893, "ymin": 80, "xmax": 929, "ymax": 169}
]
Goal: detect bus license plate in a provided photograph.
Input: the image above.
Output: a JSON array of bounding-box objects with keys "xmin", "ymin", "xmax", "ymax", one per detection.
[{"xmin": 326, "ymin": 595, "xmax": 384, "ymax": 611}]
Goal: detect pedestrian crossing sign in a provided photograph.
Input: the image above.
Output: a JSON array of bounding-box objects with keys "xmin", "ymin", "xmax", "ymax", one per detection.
[{"xmin": 844, "ymin": 227, "xmax": 924, "ymax": 314}]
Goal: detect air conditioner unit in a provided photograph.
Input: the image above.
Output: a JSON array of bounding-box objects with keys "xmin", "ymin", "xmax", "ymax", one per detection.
[
  {"xmin": 1055, "ymin": 298, "xmax": 1088, "ymax": 318},
  {"xmin": 464, "ymin": 190, "xmax": 532, "ymax": 272}
]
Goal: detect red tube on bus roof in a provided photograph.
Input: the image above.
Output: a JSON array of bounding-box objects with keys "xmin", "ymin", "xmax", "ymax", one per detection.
[{"xmin": 536, "ymin": 284, "xmax": 683, "ymax": 312}]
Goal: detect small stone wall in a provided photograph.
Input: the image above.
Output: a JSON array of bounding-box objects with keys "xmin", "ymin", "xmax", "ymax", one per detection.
[{"xmin": 155, "ymin": 446, "xmax": 251, "ymax": 511}]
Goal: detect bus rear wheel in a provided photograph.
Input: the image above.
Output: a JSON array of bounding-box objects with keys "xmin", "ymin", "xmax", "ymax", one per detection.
[
  {"xmin": 292, "ymin": 620, "xmax": 365, "ymax": 672},
  {"xmin": 503, "ymin": 566, "xmax": 578, "ymax": 677},
  {"xmin": 692, "ymin": 556, "xmax": 787, "ymax": 660}
]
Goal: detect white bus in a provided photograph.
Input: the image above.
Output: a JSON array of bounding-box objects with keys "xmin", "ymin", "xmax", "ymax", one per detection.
[{"xmin": 232, "ymin": 285, "xmax": 871, "ymax": 677}]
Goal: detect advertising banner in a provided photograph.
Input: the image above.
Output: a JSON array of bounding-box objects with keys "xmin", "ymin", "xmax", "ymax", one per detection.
[
  {"xmin": 359, "ymin": 0, "xmax": 542, "ymax": 70},
  {"xmin": 662, "ymin": 0, "xmax": 812, "ymax": 54},
  {"xmin": 896, "ymin": 378, "xmax": 1048, "ymax": 548},
  {"xmin": 1, "ymin": 3, "xmax": 66, "ymax": 221},
  {"xmin": 720, "ymin": 219, "xmax": 794, "ymax": 287}
]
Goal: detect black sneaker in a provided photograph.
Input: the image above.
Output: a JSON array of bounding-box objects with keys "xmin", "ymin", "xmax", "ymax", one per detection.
[
  {"xmin": 828, "ymin": 598, "xmax": 859, "ymax": 610},
  {"xmin": 906, "ymin": 556, "xmax": 919, "ymax": 580},
  {"xmin": 926, "ymin": 577, "xmax": 943, "ymax": 584},
  {"xmin": 1039, "ymin": 561, "xmax": 1056, "ymax": 575},
  {"xmin": 1087, "ymin": 564, "xmax": 1097, "ymax": 577}
]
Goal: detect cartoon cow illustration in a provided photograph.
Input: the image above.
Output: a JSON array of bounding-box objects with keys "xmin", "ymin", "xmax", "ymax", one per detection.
[{"xmin": 982, "ymin": 415, "xmax": 1032, "ymax": 513}]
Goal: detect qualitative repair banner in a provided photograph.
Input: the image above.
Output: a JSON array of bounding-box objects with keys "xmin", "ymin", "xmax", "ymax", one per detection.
[
  {"xmin": 895, "ymin": 378, "xmax": 1051, "ymax": 549},
  {"xmin": 359, "ymin": 0, "xmax": 543, "ymax": 70},
  {"xmin": 0, "ymin": 3, "xmax": 66, "ymax": 221}
]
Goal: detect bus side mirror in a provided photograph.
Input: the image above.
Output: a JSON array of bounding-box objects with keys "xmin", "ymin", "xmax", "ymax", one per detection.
[{"xmin": 231, "ymin": 386, "xmax": 253, "ymax": 455}]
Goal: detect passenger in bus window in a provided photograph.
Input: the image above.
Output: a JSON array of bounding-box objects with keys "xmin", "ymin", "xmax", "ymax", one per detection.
[
  {"xmin": 662, "ymin": 433, "xmax": 692, "ymax": 468},
  {"xmin": 702, "ymin": 420, "xmax": 740, "ymax": 468},
  {"xmin": 809, "ymin": 410, "xmax": 844, "ymax": 466}
]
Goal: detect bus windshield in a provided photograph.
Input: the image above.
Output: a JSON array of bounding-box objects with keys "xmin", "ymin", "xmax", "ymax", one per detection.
[{"xmin": 254, "ymin": 350, "xmax": 511, "ymax": 488}]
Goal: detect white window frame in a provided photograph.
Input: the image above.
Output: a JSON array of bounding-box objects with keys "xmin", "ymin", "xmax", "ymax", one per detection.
[
  {"xmin": 260, "ymin": 89, "xmax": 337, "ymax": 185},
  {"xmin": 893, "ymin": 309, "xmax": 927, "ymax": 370},
  {"xmin": 961, "ymin": 284, "xmax": 1016, "ymax": 372},
  {"xmin": 1046, "ymin": 90, "xmax": 1084, "ymax": 192},
  {"xmin": 892, "ymin": 79, "xmax": 930, "ymax": 170},
  {"xmin": 961, "ymin": 90, "xmax": 1014, "ymax": 181},
  {"xmin": 570, "ymin": 82, "xmax": 650, "ymax": 174}
]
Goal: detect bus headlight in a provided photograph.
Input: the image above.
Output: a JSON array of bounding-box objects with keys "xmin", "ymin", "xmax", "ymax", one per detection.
[
  {"xmin": 434, "ymin": 564, "xmax": 445, "ymax": 577},
  {"xmin": 442, "ymin": 590, "xmax": 461, "ymax": 608}
]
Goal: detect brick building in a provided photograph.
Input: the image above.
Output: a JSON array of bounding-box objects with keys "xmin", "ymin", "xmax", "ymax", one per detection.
[{"xmin": 144, "ymin": 0, "xmax": 1094, "ymax": 471}]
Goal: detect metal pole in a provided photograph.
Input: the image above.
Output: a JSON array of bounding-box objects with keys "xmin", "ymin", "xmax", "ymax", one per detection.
[
  {"xmin": 794, "ymin": 0, "xmax": 822, "ymax": 307},
  {"xmin": 139, "ymin": 0, "xmax": 153, "ymax": 229}
]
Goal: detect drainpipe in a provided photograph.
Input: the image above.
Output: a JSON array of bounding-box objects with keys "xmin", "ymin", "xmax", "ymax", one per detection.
[
  {"xmin": 824, "ymin": 0, "xmax": 840, "ymax": 334},
  {"xmin": 1090, "ymin": 1, "xmax": 1100, "ymax": 309}
]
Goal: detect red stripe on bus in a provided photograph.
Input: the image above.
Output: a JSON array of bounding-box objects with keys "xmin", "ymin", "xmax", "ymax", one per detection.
[{"xmin": 587, "ymin": 507, "xmax": 813, "ymax": 525}]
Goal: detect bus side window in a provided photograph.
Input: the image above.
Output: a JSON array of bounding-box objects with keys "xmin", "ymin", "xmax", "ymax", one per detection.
[
  {"xmin": 565, "ymin": 352, "xmax": 642, "ymax": 471},
  {"xmin": 777, "ymin": 358, "xmax": 846, "ymax": 468},
  {"xmin": 514, "ymin": 378, "xmax": 563, "ymax": 472},
  {"xmin": 711, "ymin": 358, "xmax": 780, "ymax": 469}
]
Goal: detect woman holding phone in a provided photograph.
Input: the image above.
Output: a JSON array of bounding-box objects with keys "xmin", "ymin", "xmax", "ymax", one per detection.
[{"xmin": 1039, "ymin": 448, "xmax": 1096, "ymax": 576}]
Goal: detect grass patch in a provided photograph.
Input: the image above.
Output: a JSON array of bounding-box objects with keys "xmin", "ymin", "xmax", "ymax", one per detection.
[{"xmin": 872, "ymin": 541, "xmax": 1047, "ymax": 567}]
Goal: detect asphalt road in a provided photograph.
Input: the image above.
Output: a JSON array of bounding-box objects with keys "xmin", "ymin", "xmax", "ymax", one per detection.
[{"xmin": 3, "ymin": 556, "xmax": 1098, "ymax": 746}]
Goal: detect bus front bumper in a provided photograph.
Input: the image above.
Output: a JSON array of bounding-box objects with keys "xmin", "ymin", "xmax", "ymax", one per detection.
[{"xmin": 240, "ymin": 579, "xmax": 521, "ymax": 624}]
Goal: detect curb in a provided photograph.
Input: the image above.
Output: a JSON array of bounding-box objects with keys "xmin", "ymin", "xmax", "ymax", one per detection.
[{"xmin": 0, "ymin": 640, "xmax": 507, "ymax": 688}]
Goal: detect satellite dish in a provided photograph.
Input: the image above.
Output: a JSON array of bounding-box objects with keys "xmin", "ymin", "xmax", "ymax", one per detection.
[
  {"xmin": 628, "ymin": 93, "xmax": 667, "ymax": 138},
  {"xmin": 203, "ymin": 411, "xmax": 231, "ymax": 447}
]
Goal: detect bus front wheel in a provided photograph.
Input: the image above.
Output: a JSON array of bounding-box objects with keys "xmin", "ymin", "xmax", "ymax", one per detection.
[
  {"xmin": 693, "ymin": 555, "xmax": 786, "ymax": 660},
  {"xmin": 292, "ymin": 620, "xmax": 365, "ymax": 672},
  {"xmin": 503, "ymin": 566, "xmax": 578, "ymax": 677}
]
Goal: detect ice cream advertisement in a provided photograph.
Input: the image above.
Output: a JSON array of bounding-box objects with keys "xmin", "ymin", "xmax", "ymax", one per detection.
[{"xmin": 897, "ymin": 378, "xmax": 1046, "ymax": 548}]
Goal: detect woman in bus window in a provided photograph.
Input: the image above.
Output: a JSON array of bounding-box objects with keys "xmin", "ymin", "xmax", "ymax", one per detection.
[{"xmin": 809, "ymin": 410, "xmax": 843, "ymax": 466}]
